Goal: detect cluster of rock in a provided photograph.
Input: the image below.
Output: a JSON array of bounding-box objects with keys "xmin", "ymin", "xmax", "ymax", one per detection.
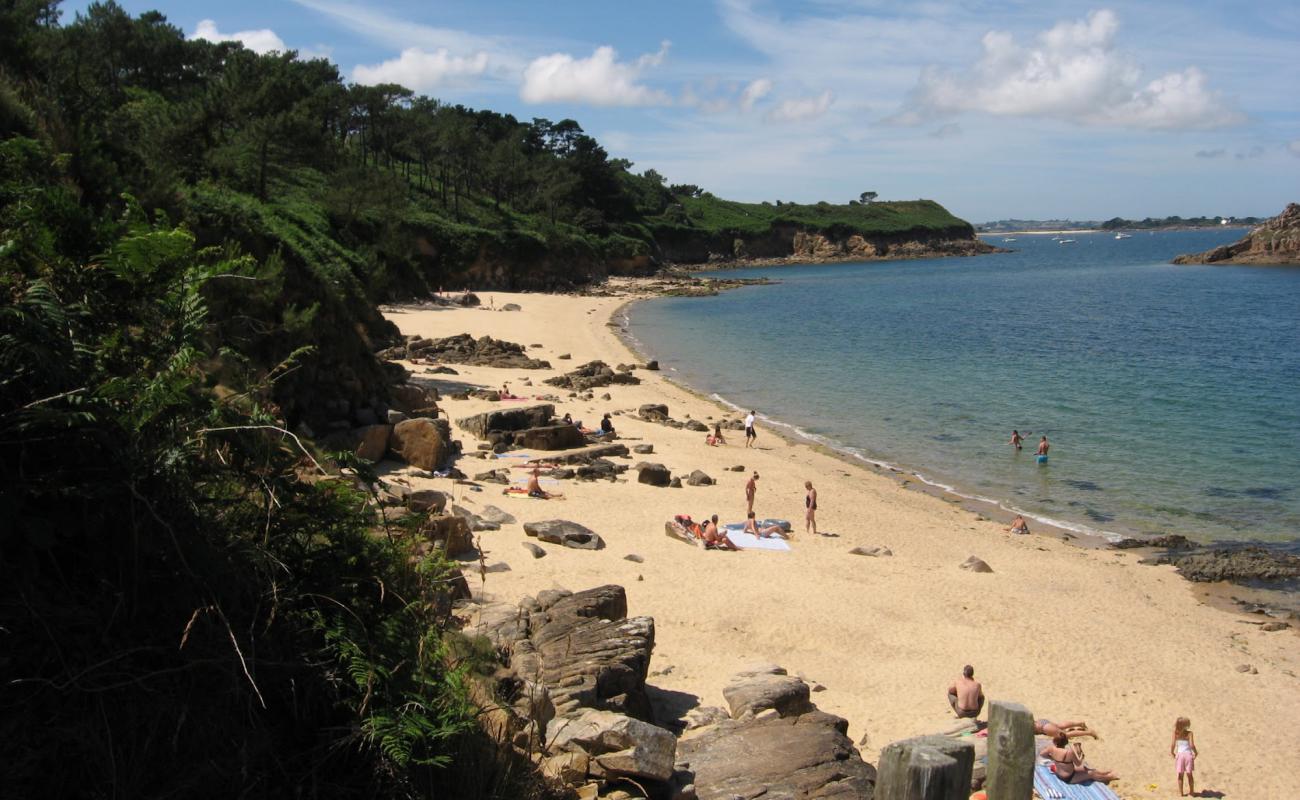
[
  {"xmin": 470, "ymin": 585, "xmax": 877, "ymax": 800},
  {"xmin": 328, "ymin": 409, "xmax": 458, "ymax": 471},
  {"xmin": 545, "ymin": 360, "xmax": 641, "ymax": 391},
  {"xmin": 381, "ymin": 332, "xmax": 551, "ymax": 369},
  {"xmin": 1148, "ymin": 545, "xmax": 1300, "ymax": 583},
  {"xmin": 1173, "ymin": 203, "xmax": 1300, "ymax": 265},
  {"xmin": 637, "ymin": 403, "xmax": 740, "ymax": 434},
  {"xmin": 636, "ymin": 463, "xmax": 713, "ymax": 489},
  {"xmin": 456, "ymin": 403, "xmax": 586, "ymax": 452}
]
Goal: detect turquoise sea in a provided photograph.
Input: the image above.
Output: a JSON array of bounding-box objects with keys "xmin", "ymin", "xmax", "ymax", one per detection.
[{"xmin": 628, "ymin": 229, "xmax": 1300, "ymax": 551}]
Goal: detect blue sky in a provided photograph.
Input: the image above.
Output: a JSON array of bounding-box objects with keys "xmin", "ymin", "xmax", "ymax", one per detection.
[{"xmin": 71, "ymin": 0, "xmax": 1300, "ymax": 221}]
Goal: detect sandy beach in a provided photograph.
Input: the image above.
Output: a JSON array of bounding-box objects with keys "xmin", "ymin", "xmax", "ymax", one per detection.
[{"xmin": 383, "ymin": 286, "xmax": 1298, "ymax": 800}]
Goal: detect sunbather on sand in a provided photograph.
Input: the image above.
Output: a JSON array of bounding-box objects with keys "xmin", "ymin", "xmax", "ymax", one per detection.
[
  {"xmin": 947, "ymin": 665, "xmax": 984, "ymax": 719},
  {"xmin": 1034, "ymin": 717, "xmax": 1099, "ymax": 740},
  {"xmin": 1040, "ymin": 733, "xmax": 1118, "ymax": 784},
  {"xmin": 526, "ymin": 467, "xmax": 563, "ymax": 499},
  {"xmin": 702, "ymin": 514, "xmax": 739, "ymax": 550},
  {"xmin": 1007, "ymin": 514, "xmax": 1030, "ymax": 535},
  {"xmin": 743, "ymin": 511, "xmax": 787, "ymax": 539},
  {"xmin": 712, "ymin": 423, "xmax": 726, "ymax": 445}
]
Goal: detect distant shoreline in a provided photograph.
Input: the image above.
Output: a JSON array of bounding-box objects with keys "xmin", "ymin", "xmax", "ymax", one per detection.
[{"xmin": 979, "ymin": 225, "xmax": 1253, "ymax": 236}]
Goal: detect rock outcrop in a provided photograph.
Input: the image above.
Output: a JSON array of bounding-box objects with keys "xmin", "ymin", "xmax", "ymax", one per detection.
[
  {"xmin": 545, "ymin": 360, "xmax": 641, "ymax": 391},
  {"xmin": 678, "ymin": 667, "xmax": 876, "ymax": 800},
  {"xmin": 1173, "ymin": 203, "xmax": 1300, "ymax": 265},
  {"xmin": 1152, "ymin": 546, "xmax": 1300, "ymax": 583},
  {"xmin": 397, "ymin": 333, "xmax": 551, "ymax": 368}
]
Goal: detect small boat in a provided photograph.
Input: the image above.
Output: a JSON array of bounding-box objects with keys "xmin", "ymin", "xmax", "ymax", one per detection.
[
  {"xmin": 1002, "ymin": 237, "xmax": 1017, "ymax": 242},
  {"xmin": 1114, "ymin": 232, "xmax": 1132, "ymax": 239},
  {"xmin": 1058, "ymin": 238, "xmax": 1076, "ymax": 244}
]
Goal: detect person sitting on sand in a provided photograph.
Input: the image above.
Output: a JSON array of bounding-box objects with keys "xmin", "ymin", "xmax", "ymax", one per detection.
[
  {"xmin": 947, "ymin": 665, "xmax": 984, "ymax": 719},
  {"xmin": 501, "ymin": 383, "xmax": 517, "ymax": 400},
  {"xmin": 526, "ymin": 467, "xmax": 563, "ymax": 499},
  {"xmin": 1034, "ymin": 718, "xmax": 1099, "ymax": 740},
  {"xmin": 1040, "ymin": 732, "xmax": 1118, "ymax": 784},
  {"xmin": 1007, "ymin": 514, "xmax": 1030, "ymax": 535},
  {"xmin": 702, "ymin": 514, "xmax": 739, "ymax": 550},
  {"xmin": 706, "ymin": 432, "xmax": 719, "ymax": 446},
  {"xmin": 743, "ymin": 511, "xmax": 787, "ymax": 539},
  {"xmin": 713, "ymin": 423, "xmax": 726, "ymax": 445},
  {"xmin": 600, "ymin": 413, "xmax": 615, "ymax": 435}
]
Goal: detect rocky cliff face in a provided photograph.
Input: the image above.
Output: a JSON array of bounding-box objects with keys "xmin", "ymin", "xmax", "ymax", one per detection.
[
  {"xmin": 652, "ymin": 222, "xmax": 995, "ymax": 265},
  {"xmin": 1173, "ymin": 203, "xmax": 1300, "ymax": 265}
]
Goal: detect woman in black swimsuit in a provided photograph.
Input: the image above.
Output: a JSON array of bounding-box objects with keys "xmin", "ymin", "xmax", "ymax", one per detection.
[{"xmin": 805, "ymin": 481, "xmax": 818, "ymax": 537}]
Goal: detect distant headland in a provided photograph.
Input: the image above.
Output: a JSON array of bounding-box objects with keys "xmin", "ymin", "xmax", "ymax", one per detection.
[{"xmin": 978, "ymin": 214, "xmax": 1263, "ymax": 234}]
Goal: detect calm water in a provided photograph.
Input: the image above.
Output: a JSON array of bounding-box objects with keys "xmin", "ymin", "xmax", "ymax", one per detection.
[{"xmin": 628, "ymin": 230, "xmax": 1300, "ymax": 548}]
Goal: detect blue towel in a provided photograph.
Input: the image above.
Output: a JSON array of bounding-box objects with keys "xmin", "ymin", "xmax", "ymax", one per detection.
[{"xmin": 1032, "ymin": 761, "xmax": 1119, "ymax": 800}]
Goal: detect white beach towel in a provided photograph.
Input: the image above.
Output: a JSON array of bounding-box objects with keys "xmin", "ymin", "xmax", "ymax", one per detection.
[{"xmin": 723, "ymin": 530, "xmax": 791, "ymax": 551}]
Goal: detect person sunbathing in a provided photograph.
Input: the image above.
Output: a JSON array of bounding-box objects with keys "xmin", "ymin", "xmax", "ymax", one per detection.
[
  {"xmin": 1034, "ymin": 718, "xmax": 1099, "ymax": 740},
  {"xmin": 702, "ymin": 514, "xmax": 739, "ymax": 550},
  {"xmin": 705, "ymin": 433, "xmax": 719, "ymax": 446},
  {"xmin": 1007, "ymin": 514, "xmax": 1030, "ymax": 535},
  {"xmin": 743, "ymin": 511, "xmax": 787, "ymax": 539},
  {"xmin": 526, "ymin": 468, "xmax": 563, "ymax": 499},
  {"xmin": 1040, "ymin": 733, "xmax": 1118, "ymax": 784}
]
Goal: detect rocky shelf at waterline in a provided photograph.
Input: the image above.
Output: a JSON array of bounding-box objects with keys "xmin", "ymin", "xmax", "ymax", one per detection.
[{"xmin": 1172, "ymin": 202, "xmax": 1300, "ymax": 265}]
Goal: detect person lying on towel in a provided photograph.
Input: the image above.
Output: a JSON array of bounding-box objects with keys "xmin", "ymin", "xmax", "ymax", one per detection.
[{"xmin": 743, "ymin": 511, "xmax": 787, "ymax": 539}]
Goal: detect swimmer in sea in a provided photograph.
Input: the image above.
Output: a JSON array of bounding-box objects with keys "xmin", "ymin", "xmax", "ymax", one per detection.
[
  {"xmin": 1010, "ymin": 430, "xmax": 1024, "ymax": 450},
  {"xmin": 1037, "ymin": 435, "xmax": 1050, "ymax": 457}
]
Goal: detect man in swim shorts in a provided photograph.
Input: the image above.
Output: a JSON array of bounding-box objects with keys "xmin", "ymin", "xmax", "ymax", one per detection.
[
  {"xmin": 947, "ymin": 665, "xmax": 984, "ymax": 719},
  {"xmin": 744, "ymin": 410, "xmax": 757, "ymax": 447},
  {"xmin": 1037, "ymin": 435, "xmax": 1050, "ymax": 456}
]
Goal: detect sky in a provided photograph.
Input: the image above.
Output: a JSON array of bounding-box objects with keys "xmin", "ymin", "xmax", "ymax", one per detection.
[{"xmin": 70, "ymin": 0, "xmax": 1300, "ymax": 221}]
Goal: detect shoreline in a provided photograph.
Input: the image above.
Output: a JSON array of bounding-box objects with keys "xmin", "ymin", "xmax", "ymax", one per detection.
[
  {"xmin": 380, "ymin": 284, "xmax": 1300, "ymax": 799},
  {"xmin": 611, "ymin": 297, "xmax": 1117, "ymax": 552}
]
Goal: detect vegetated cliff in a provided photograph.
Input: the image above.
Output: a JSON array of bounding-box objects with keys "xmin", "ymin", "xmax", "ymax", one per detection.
[
  {"xmin": 646, "ymin": 199, "xmax": 996, "ymax": 266},
  {"xmin": 1172, "ymin": 203, "xmax": 1300, "ymax": 265}
]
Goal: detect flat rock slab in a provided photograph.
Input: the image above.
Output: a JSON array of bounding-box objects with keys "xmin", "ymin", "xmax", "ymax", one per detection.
[
  {"xmin": 522, "ymin": 541, "xmax": 547, "ymax": 559},
  {"xmin": 457, "ymin": 404, "xmax": 556, "ymax": 439},
  {"xmin": 524, "ymin": 520, "xmax": 605, "ymax": 550},
  {"xmin": 849, "ymin": 546, "xmax": 892, "ymax": 557},
  {"xmin": 677, "ymin": 709, "xmax": 876, "ymax": 800},
  {"xmin": 548, "ymin": 708, "xmax": 676, "ymax": 783},
  {"xmin": 960, "ymin": 555, "xmax": 993, "ymax": 573}
]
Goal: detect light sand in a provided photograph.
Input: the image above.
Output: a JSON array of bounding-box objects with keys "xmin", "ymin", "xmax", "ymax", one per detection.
[{"xmin": 384, "ymin": 287, "xmax": 1298, "ymax": 799}]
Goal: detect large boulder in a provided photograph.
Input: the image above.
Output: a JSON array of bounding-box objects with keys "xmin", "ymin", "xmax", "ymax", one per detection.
[
  {"xmin": 1158, "ymin": 546, "xmax": 1300, "ymax": 583},
  {"xmin": 676, "ymin": 709, "xmax": 876, "ymax": 800},
  {"xmin": 408, "ymin": 489, "xmax": 447, "ymax": 513},
  {"xmin": 722, "ymin": 666, "xmax": 813, "ymax": 719},
  {"xmin": 686, "ymin": 470, "xmax": 714, "ymax": 486},
  {"xmin": 514, "ymin": 424, "xmax": 586, "ymax": 451},
  {"xmin": 390, "ymin": 383, "xmax": 438, "ymax": 414},
  {"xmin": 478, "ymin": 505, "xmax": 517, "ymax": 525},
  {"xmin": 548, "ymin": 709, "xmax": 676, "ymax": 782},
  {"xmin": 420, "ymin": 514, "xmax": 474, "ymax": 556},
  {"xmin": 636, "ymin": 463, "xmax": 672, "ymax": 487},
  {"xmin": 512, "ymin": 586, "xmax": 654, "ymax": 721},
  {"xmin": 638, "ymin": 403, "xmax": 670, "ymax": 421},
  {"xmin": 456, "ymin": 404, "xmax": 556, "ymax": 439},
  {"xmin": 349, "ymin": 424, "xmax": 392, "ymax": 462},
  {"xmin": 390, "ymin": 417, "xmax": 453, "ymax": 470},
  {"xmin": 408, "ymin": 332, "xmax": 549, "ymax": 368},
  {"xmin": 524, "ymin": 520, "xmax": 605, "ymax": 550},
  {"xmin": 545, "ymin": 360, "xmax": 641, "ymax": 391}
]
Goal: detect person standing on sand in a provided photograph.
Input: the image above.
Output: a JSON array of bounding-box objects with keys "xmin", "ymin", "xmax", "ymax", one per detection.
[
  {"xmin": 1037, "ymin": 435, "xmax": 1050, "ymax": 456},
  {"xmin": 744, "ymin": 410, "xmax": 757, "ymax": 447},
  {"xmin": 947, "ymin": 665, "xmax": 984, "ymax": 718},
  {"xmin": 746, "ymin": 472, "xmax": 759, "ymax": 515},
  {"xmin": 1171, "ymin": 716, "xmax": 1198, "ymax": 797},
  {"xmin": 1010, "ymin": 430, "xmax": 1024, "ymax": 450},
  {"xmin": 805, "ymin": 481, "xmax": 818, "ymax": 536}
]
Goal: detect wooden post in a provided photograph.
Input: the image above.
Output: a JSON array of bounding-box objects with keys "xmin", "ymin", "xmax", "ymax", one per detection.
[
  {"xmin": 876, "ymin": 735, "xmax": 974, "ymax": 800},
  {"xmin": 986, "ymin": 700, "xmax": 1035, "ymax": 800}
]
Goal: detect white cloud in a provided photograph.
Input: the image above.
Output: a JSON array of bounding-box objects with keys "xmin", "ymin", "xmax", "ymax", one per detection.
[
  {"xmin": 353, "ymin": 48, "xmax": 490, "ymax": 91},
  {"xmin": 521, "ymin": 42, "xmax": 672, "ymax": 106},
  {"xmin": 739, "ymin": 78, "xmax": 772, "ymax": 112},
  {"xmin": 898, "ymin": 10, "xmax": 1244, "ymax": 130},
  {"xmin": 766, "ymin": 90, "xmax": 834, "ymax": 123},
  {"xmin": 191, "ymin": 19, "xmax": 286, "ymax": 55}
]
